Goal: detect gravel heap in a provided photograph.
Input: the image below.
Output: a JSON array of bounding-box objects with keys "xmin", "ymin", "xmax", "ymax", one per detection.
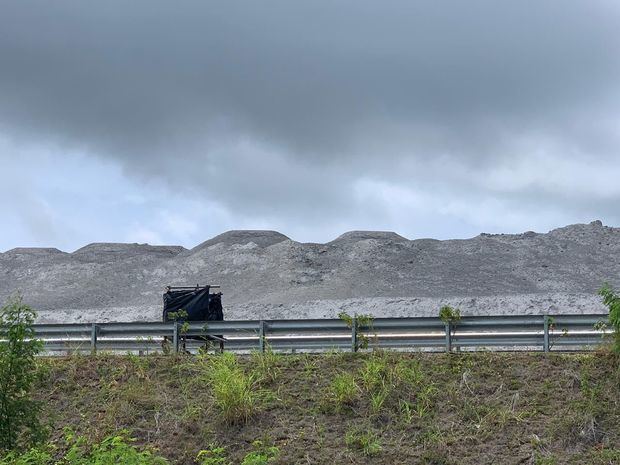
[{"xmin": 1, "ymin": 221, "xmax": 618, "ymax": 323}]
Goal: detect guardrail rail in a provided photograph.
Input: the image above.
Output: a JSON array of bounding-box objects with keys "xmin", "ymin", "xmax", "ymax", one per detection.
[{"xmin": 12, "ymin": 313, "xmax": 612, "ymax": 355}]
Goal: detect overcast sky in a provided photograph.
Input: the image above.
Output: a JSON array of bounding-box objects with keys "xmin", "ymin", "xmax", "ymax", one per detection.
[{"xmin": 1, "ymin": 1, "xmax": 620, "ymax": 252}]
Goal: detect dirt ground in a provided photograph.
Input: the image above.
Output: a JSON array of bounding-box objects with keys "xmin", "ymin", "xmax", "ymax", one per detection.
[
  {"xmin": 4, "ymin": 222, "xmax": 619, "ymax": 324},
  {"xmin": 35, "ymin": 350, "xmax": 620, "ymax": 465}
]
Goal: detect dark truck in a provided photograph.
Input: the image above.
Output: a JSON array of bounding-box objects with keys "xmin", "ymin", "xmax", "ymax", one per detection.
[{"xmin": 162, "ymin": 284, "xmax": 225, "ymax": 352}]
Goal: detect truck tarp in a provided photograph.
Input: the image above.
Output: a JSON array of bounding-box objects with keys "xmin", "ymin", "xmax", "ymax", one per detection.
[{"xmin": 162, "ymin": 287, "xmax": 223, "ymax": 322}]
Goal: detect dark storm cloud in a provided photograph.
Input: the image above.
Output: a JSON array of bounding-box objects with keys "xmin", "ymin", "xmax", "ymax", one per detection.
[{"xmin": 1, "ymin": 0, "xmax": 620, "ymax": 234}]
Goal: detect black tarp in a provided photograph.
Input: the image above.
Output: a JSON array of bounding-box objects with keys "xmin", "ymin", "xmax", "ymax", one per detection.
[{"xmin": 162, "ymin": 287, "xmax": 223, "ymax": 322}]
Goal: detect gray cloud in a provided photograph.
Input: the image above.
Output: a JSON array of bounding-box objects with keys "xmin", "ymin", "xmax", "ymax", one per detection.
[{"xmin": 1, "ymin": 0, "xmax": 620, "ymax": 247}]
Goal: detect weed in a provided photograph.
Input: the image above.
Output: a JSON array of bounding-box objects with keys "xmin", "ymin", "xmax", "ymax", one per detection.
[
  {"xmin": 0, "ymin": 430, "xmax": 169, "ymax": 464},
  {"xmin": 599, "ymin": 283, "xmax": 620, "ymax": 352},
  {"xmin": 166, "ymin": 309, "xmax": 188, "ymax": 323},
  {"xmin": 588, "ymin": 448, "xmax": 620, "ymax": 464},
  {"xmin": 338, "ymin": 311, "xmax": 375, "ymax": 350},
  {"xmin": 417, "ymin": 425, "xmax": 444, "ymax": 447},
  {"xmin": 201, "ymin": 353, "xmax": 259, "ymax": 424},
  {"xmin": 533, "ymin": 452, "xmax": 558, "ymax": 465},
  {"xmin": 398, "ymin": 399, "xmax": 413, "ymax": 424},
  {"xmin": 300, "ymin": 354, "xmax": 318, "ymax": 378},
  {"xmin": 344, "ymin": 428, "xmax": 382, "ymax": 456},
  {"xmin": 0, "ymin": 447, "xmax": 53, "ymax": 465},
  {"xmin": 196, "ymin": 444, "xmax": 230, "ymax": 465},
  {"xmin": 393, "ymin": 358, "xmax": 425, "ymax": 387},
  {"xmin": 65, "ymin": 429, "xmax": 169, "ymax": 464},
  {"xmin": 359, "ymin": 357, "xmax": 388, "ymax": 392},
  {"xmin": 438, "ymin": 306, "xmax": 461, "ymax": 325},
  {"xmin": 250, "ymin": 345, "xmax": 281, "ymax": 384},
  {"xmin": 414, "ymin": 385, "xmax": 437, "ymax": 419},
  {"xmin": 419, "ymin": 448, "xmax": 452, "ymax": 465},
  {"xmin": 369, "ymin": 387, "xmax": 390, "ymax": 415},
  {"xmin": 325, "ymin": 373, "xmax": 359, "ymax": 410},
  {"xmin": 240, "ymin": 440, "xmax": 279, "ymax": 465}
]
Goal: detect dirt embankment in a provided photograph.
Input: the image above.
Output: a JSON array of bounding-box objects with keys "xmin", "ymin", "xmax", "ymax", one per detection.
[{"xmin": 37, "ymin": 351, "xmax": 620, "ymax": 464}]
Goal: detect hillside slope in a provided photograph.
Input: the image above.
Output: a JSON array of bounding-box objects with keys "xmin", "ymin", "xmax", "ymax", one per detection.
[
  {"xmin": 33, "ymin": 351, "xmax": 620, "ymax": 465},
  {"xmin": 1, "ymin": 221, "xmax": 619, "ymax": 322}
]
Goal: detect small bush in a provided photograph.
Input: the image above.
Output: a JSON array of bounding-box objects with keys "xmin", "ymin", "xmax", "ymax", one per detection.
[
  {"xmin": 240, "ymin": 440, "xmax": 279, "ymax": 465},
  {"xmin": 202, "ymin": 353, "xmax": 259, "ymax": 424},
  {"xmin": 0, "ymin": 295, "xmax": 45, "ymax": 452},
  {"xmin": 439, "ymin": 306, "xmax": 461, "ymax": 324}
]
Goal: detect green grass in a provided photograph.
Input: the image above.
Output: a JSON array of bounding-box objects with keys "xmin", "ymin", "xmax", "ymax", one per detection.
[
  {"xmin": 324, "ymin": 372, "xmax": 359, "ymax": 410},
  {"xmin": 3, "ymin": 350, "xmax": 617, "ymax": 465},
  {"xmin": 344, "ymin": 427, "xmax": 382, "ymax": 456},
  {"xmin": 198, "ymin": 352, "xmax": 262, "ymax": 424}
]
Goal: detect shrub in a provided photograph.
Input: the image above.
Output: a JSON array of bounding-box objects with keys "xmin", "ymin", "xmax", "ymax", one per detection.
[
  {"xmin": 0, "ymin": 295, "xmax": 45, "ymax": 452},
  {"xmin": 438, "ymin": 306, "xmax": 461, "ymax": 325},
  {"xmin": 202, "ymin": 353, "xmax": 259, "ymax": 424},
  {"xmin": 598, "ymin": 283, "xmax": 620, "ymax": 352}
]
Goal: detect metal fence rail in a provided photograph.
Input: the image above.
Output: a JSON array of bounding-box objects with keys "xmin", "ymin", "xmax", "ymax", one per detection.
[{"xmin": 16, "ymin": 313, "xmax": 611, "ymax": 355}]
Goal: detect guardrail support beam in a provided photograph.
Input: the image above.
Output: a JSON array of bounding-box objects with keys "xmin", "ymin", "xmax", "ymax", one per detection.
[
  {"xmin": 543, "ymin": 314, "xmax": 550, "ymax": 353},
  {"xmin": 259, "ymin": 320, "xmax": 266, "ymax": 352},
  {"xmin": 351, "ymin": 316, "xmax": 358, "ymax": 352},
  {"xmin": 172, "ymin": 323, "xmax": 180, "ymax": 354},
  {"xmin": 445, "ymin": 323, "xmax": 452, "ymax": 353},
  {"xmin": 90, "ymin": 324, "xmax": 98, "ymax": 353}
]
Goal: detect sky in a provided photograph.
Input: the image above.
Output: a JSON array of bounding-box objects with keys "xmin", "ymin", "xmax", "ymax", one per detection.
[{"xmin": 1, "ymin": 0, "xmax": 620, "ymax": 252}]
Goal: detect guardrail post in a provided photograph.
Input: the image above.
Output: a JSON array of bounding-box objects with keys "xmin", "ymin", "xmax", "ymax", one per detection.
[
  {"xmin": 543, "ymin": 314, "xmax": 550, "ymax": 353},
  {"xmin": 445, "ymin": 322, "xmax": 452, "ymax": 353},
  {"xmin": 351, "ymin": 316, "xmax": 358, "ymax": 352},
  {"xmin": 172, "ymin": 323, "xmax": 180, "ymax": 354},
  {"xmin": 90, "ymin": 323, "xmax": 98, "ymax": 354},
  {"xmin": 259, "ymin": 320, "xmax": 266, "ymax": 352}
]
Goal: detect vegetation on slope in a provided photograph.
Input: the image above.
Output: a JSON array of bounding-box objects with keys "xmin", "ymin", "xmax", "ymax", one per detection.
[{"xmin": 0, "ymin": 350, "xmax": 615, "ymax": 464}]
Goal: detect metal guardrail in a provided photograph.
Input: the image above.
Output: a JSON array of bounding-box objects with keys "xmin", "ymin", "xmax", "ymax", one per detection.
[{"xmin": 17, "ymin": 313, "xmax": 612, "ymax": 355}]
